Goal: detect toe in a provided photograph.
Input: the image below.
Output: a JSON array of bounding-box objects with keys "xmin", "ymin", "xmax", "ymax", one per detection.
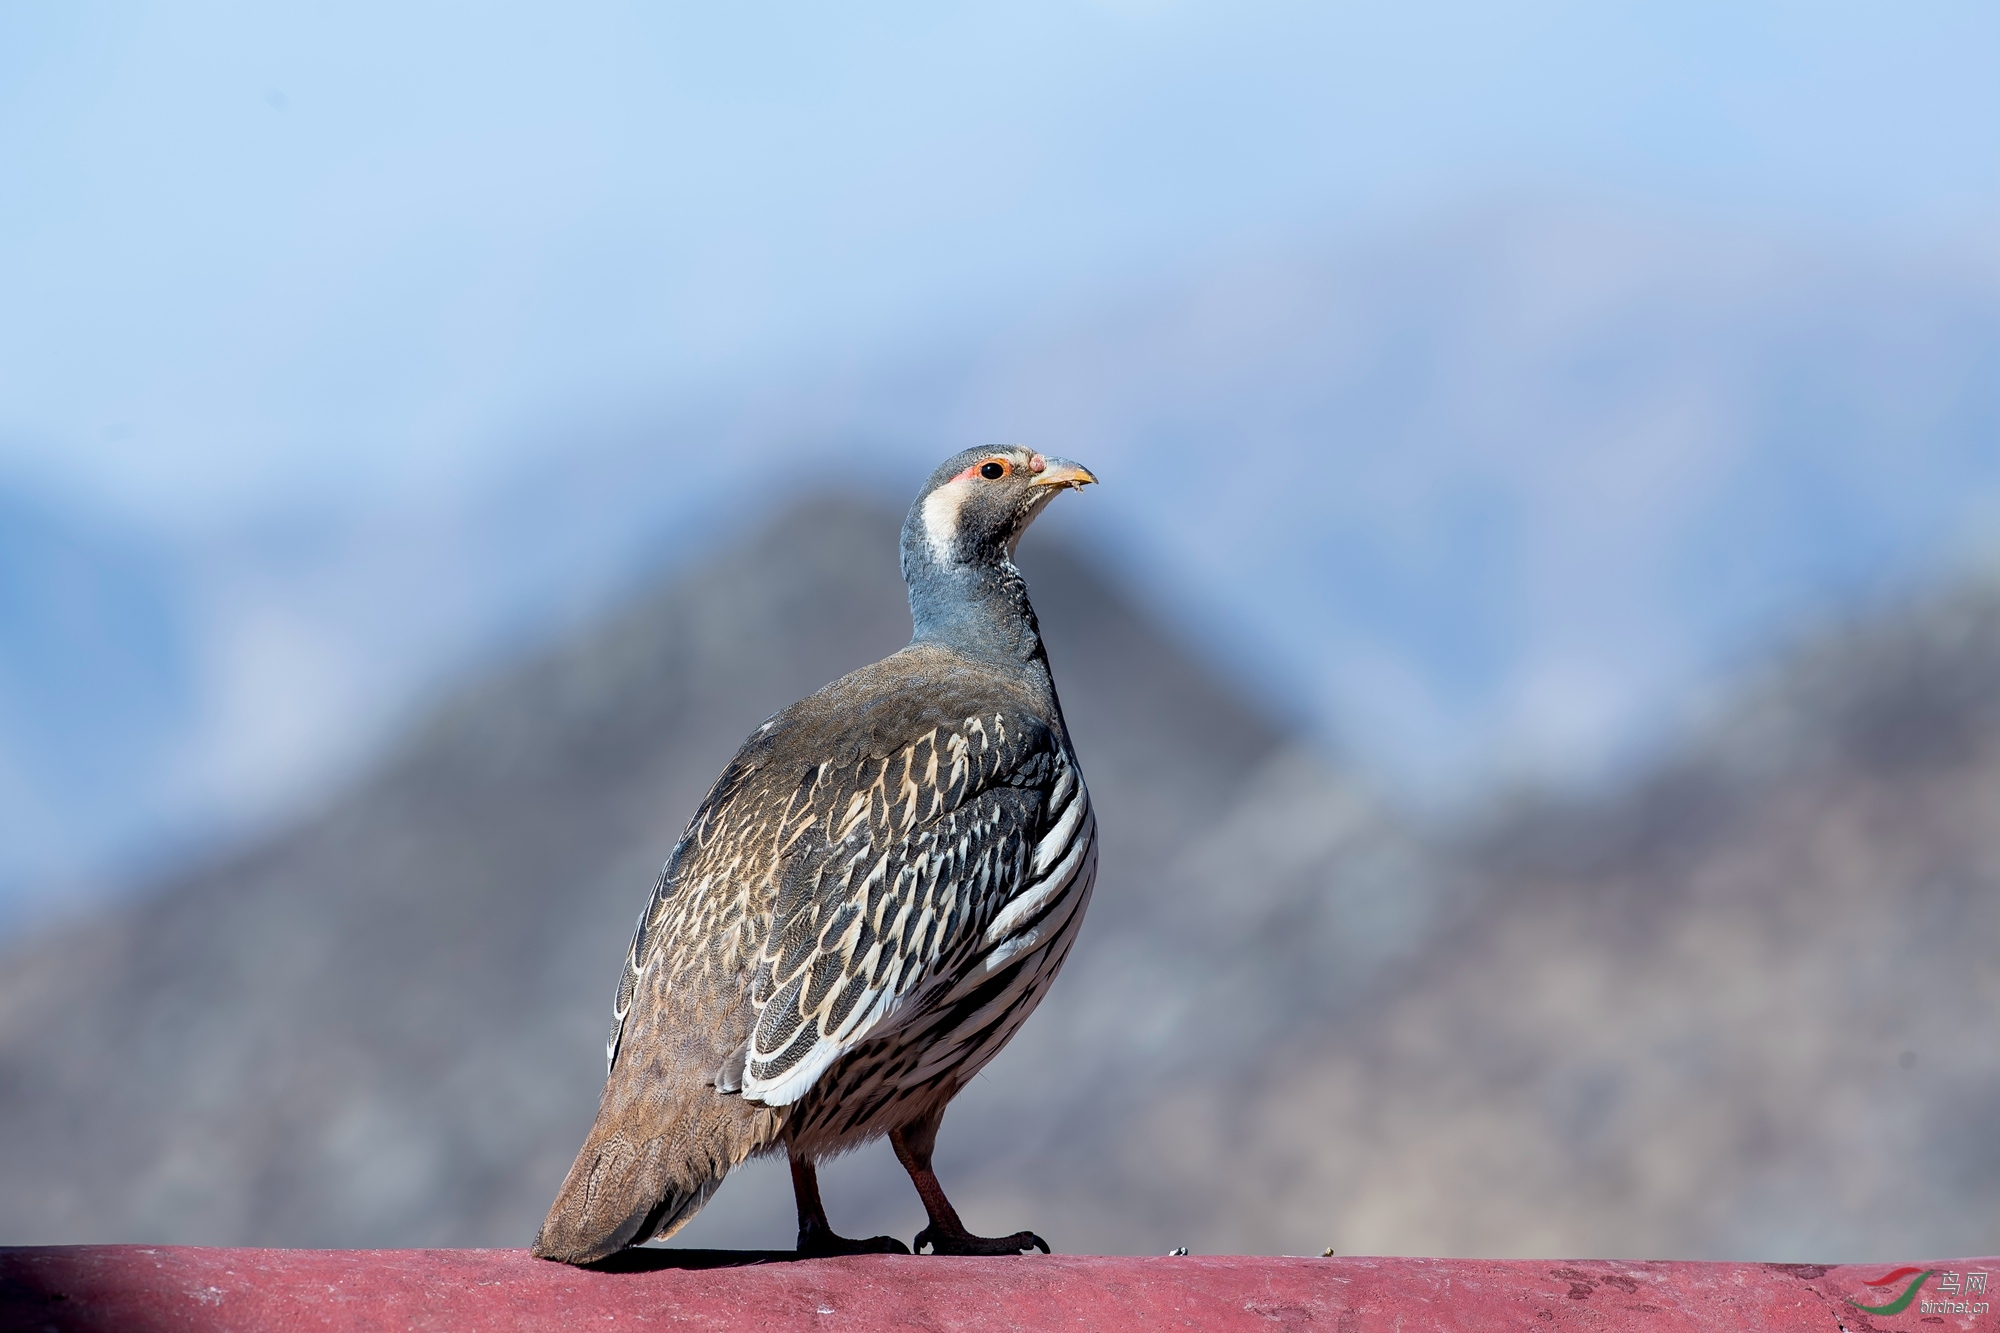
[
  {"xmin": 799, "ymin": 1230, "xmax": 911, "ymax": 1257},
  {"xmin": 913, "ymin": 1227, "xmax": 1051, "ymax": 1256}
]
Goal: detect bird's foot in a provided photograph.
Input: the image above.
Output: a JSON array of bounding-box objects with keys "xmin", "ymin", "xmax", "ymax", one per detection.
[
  {"xmin": 796, "ymin": 1224, "xmax": 910, "ymax": 1257},
  {"xmin": 913, "ymin": 1224, "xmax": 1050, "ymax": 1256}
]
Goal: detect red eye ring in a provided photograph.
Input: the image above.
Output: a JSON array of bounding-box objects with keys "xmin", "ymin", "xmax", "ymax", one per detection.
[{"xmin": 956, "ymin": 457, "xmax": 1014, "ymax": 482}]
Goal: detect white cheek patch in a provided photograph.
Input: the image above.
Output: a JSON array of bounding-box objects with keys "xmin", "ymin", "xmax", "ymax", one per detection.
[{"xmin": 922, "ymin": 479, "xmax": 972, "ymax": 564}]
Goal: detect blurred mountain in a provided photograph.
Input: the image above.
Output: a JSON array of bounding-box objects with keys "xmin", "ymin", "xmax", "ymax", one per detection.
[
  {"xmin": 4, "ymin": 491, "xmax": 1998, "ymax": 1260},
  {"xmin": 1122, "ymin": 577, "xmax": 2000, "ymax": 1260},
  {"xmin": 0, "ymin": 455, "xmax": 761, "ymax": 923},
  {"xmin": 0, "ymin": 495, "xmax": 1287, "ymax": 1248},
  {"xmin": 6, "ymin": 209, "xmax": 1999, "ymax": 925}
]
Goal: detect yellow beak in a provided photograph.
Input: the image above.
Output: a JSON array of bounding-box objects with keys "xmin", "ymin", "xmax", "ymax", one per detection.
[{"xmin": 1029, "ymin": 457, "xmax": 1098, "ymax": 491}]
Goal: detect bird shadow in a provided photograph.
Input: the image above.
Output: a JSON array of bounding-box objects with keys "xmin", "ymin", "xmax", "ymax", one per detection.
[{"xmin": 583, "ymin": 1248, "xmax": 807, "ymax": 1272}]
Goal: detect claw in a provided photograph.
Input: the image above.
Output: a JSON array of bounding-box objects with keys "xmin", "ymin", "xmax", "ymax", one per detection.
[{"xmin": 914, "ymin": 1225, "xmax": 1050, "ymax": 1256}]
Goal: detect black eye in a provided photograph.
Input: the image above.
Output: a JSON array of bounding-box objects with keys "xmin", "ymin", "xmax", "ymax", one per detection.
[{"xmin": 979, "ymin": 461, "xmax": 1005, "ymax": 480}]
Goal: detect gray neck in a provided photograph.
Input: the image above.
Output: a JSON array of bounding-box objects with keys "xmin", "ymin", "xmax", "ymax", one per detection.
[{"xmin": 900, "ymin": 526, "xmax": 1048, "ymax": 668}]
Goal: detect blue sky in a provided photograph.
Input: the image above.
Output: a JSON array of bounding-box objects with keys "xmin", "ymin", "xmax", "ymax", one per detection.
[{"xmin": 4, "ymin": 1, "xmax": 1995, "ymax": 516}]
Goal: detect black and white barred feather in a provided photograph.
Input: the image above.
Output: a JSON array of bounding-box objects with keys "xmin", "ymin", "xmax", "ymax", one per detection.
[{"xmin": 605, "ymin": 652, "xmax": 1094, "ymax": 1153}]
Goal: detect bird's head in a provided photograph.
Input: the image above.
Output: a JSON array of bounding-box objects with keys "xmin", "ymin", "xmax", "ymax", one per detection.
[
  {"xmin": 900, "ymin": 445, "xmax": 1098, "ymax": 659},
  {"xmin": 901, "ymin": 445, "xmax": 1098, "ymax": 576}
]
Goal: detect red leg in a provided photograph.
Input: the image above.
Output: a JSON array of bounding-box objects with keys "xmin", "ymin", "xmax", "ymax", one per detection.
[
  {"xmin": 790, "ymin": 1153, "xmax": 908, "ymax": 1257},
  {"xmin": 889, "ymin": 1106, "xmax": 1049, "ymax": 1255}
]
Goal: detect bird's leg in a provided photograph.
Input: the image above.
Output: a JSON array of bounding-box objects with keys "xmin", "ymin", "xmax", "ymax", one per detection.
[
  {"xmin": 790, "ymin": 1152, "xmax": 909, "ymax": 1257},
  {"xmin": 889, "ymin": 1106, "xmax": 1050, "ymax": 1255}
]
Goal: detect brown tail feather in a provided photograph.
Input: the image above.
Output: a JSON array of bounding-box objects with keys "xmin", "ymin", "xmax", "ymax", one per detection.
[
  {"xmin": 532, "ymin": 1078, "xmax": 779, "ymax": 1265},
  {"xmin": 528, "ymin": 1131, "xmax": 713, "ymax": 1262}
]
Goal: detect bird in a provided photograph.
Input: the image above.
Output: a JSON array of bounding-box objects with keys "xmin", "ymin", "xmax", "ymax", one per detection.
[{"xmin": 532, "ymin": 445, "xmax": 1100, "ymax": 1264}]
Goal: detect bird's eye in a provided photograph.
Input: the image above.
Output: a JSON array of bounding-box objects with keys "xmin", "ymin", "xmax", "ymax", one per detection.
[{"xmin": 979, "ymin": 461, "xmax": 1006, "ymax": 480}]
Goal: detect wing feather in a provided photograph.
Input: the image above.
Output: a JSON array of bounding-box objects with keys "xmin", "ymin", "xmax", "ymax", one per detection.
[
  {"xmin": 738, "ymin": 715, "xmax": 1061, "ymax": 1107},
  {"xmin": 604, "ymin": 653, "xmax": 1083, "ymax": 1110}
]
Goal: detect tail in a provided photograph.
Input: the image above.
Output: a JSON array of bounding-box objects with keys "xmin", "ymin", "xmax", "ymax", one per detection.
[
  {"xmin": 532, "ymin": 1077, "xmax": 779, "ymax": 1265},
  {"xmin": 530, "ymin": 1125, "xmax": 727, "ymax": 1263}
]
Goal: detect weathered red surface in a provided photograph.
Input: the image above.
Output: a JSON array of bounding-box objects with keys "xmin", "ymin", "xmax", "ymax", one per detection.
[{"xmin": 1, "ymin": 1246, "xmax": 1992, "ymax": 1331}]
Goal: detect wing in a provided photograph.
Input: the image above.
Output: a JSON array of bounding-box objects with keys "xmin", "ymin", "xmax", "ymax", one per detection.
[
  {"xmin": 738, "ymin": 709, "xmax": 1082, "ymax": 1106},
  {"xmin": 605, "ymin": 734, "xmax": 782, "ymax": 1077},
  {"xmin": 606, "ymin": 686, "xmax": 1083, "ymax": 1107}
]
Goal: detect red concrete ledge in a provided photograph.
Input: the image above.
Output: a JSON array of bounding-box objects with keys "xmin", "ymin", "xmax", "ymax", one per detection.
[{"xmin": 2, "ymin": 1246, "xmax": 1992, "ymax": 1331}]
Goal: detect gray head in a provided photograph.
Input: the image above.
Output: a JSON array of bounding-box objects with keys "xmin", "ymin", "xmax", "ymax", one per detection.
[{"xmin": 900, "ymin": 445, "xmax": 1097, "ymax": 658}]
